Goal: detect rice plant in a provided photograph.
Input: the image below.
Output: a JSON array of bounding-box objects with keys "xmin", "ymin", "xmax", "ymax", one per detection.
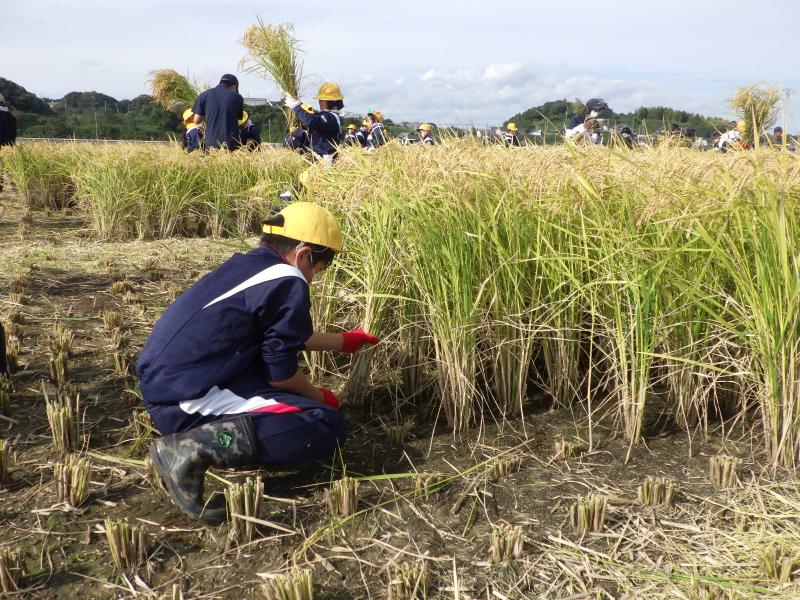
[
  {"xmin": 325, "ymin": 476, "xmax": 360, "ymax": 518},
  {"xmin": 0, "ymin": 374, "xmax": 11, "ymax": 415},
  {"xmin": 53, "ymin": 454, "xmax": 92, "ymax": 507},
  {"xmin": 49, "ymin": 322, "xmax": 75, "ymax": 357},
  {"xmin": 636, "ymin": 476, "xmax": 676, "ymax": 507},
  {"xmin": 44, "ymin": 385, "xmax": 80, "ymax": 456},
  {"xmin": 4, "ymin": 338, "xmax": 19, "ymax": 374},
  {"xmin": 759, "ymin": 544, "xmax": 800, "ymax": 583},
  {"xmin": 102, "ymin": 309, "xmax": 123, "ymax": 331},
  {"xmin": 413, "ymin": 473, "xmax": 448, "ymax": 496},
  {"xmin": 489, "ymin": 524, "xmax": 524, "ymax": 563},
  {"xmin": 383, "ymin": 419, "xmax": 414, "ymax": 445},
  {"xmin": 0, "ymin": 439, "xmax": 11, "ymax": 487},
  {"xmin": 110, "ymin": 328, "xmax": 130, "ymax": 351},
  {"xmin": 709, "ymin": 455, "xmax": 742, "ymax": 489},
  {"xmin": 729, "ymin": 85, "xmax": 781, "ymax": 147},
  {"xmin": 114, "ymin": 351, "xmax": 135, "ymax": 377},
  {"xmin": 0, "ymin": 547, "xmax": 24, "ymax": 593},
  {"xmin": 553, "ymin": 435, "xmax": 582, "ymax": 460},
  {"xmin": 147, "ymin": 69, "xmax": 204, "ymax": 111},
  {"xmin": 570, "ymin": 493, "xmax": 607, "ymax": 534},
  {"xmin": 240, "ymin": 19, "xmax": 303, "ymax": 132},
  {"xmin": 104, "ymin": 519, "xmax": 148, "ymax": 573},
  {"xmin": 387, "ymin": 560, "xmax": 430, "ymax": 600},
  {"xmin": 131, "ymin": 409, "xmax": 153, "ymax": 439},
  {"xmin": 225, "ymin": 475, "xmax": 263, "ymax": 543},
  {"xmin": 49, "ymin": 352, "xmax": 70, "ymax": 385},
  {"xmin": 488, "ymin": 454, "xmax": 523, "ymax": 480},
  {"xmin": 261, "ymin": 568, "xmax": 314, "ymax": 600},
  {"xmin": 143, "ymin": 456, "xmax": 165, "ymax": 492}
]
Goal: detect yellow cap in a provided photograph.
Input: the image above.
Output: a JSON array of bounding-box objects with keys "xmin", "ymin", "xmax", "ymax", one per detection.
[
  {"xmin": 346, "ymin": 123, "xmax": 356, "ymax": 130},
  {"xmin": 263, "ymin": 202, "xmax": 342, "ymax": 252},
  {"xmin": 361, "ymin": 119, "xmax": 368, "ymax": 127},
  {"xmin": 314, "ymin": 82, "xmax": 344, "ymax": 101},
  {"xmin": 507, "ymin": 122, "xmax": 518, "ymax": 131},
  {"xmin": 300, "ymin": 102, "xmax": 315, "ymax": 115},
  {"xmin": 417, "ymin": 123, "xmax": 431, "ymax": 132},
  {"xmin": 237, "ymin": 110, "xmax": 249, "ymax": 126},
  {"xmin": 374, "ymin": 111, "xmax": 384, "ymax": 122},
  {"xmin": 183, "ymin": 108, "xmax": 194, "ymax": 124}
]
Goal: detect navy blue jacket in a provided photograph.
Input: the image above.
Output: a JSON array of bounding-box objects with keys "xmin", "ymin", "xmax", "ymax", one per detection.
[
  {"xmin": 192, "ymin": 85, "xmax": 244, "ymax": 150},
  {"xmin": 183, "ymin": 127, "xmax": 202, "ymax": 153},
  {"xmin": 292, "ymin": 106, "xmax": 342, "ymax": 156},
  {"xmin": 137, "ymin": 246, "xmax": 312, "ymax": 405},
  {"xmin": 368, "ymin": 123, "xmax": 387, "ymax": 148},
  {"xmin": 567, "ymin": 113, "xmax": 585, "ymax": 129}
]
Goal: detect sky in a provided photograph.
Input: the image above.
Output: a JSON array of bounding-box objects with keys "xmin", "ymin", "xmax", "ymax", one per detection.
[{"xmin": 2, "ymin": 0, "xmax": 798, "ymax": 128}]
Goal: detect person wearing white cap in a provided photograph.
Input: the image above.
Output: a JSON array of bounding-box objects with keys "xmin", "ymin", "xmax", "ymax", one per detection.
[{"xmin": 0, "ymin": 93, "xmax": 17, "ymax": 148}]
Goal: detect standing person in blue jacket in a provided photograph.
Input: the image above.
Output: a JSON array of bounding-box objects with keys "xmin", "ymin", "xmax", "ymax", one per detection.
[
  {"xmin": 284, "ymin": 83, "xmax": 344, "ymax": 162},
  {"xmin": 138, "ymin": 202, "xmax": 379, "ymax": 523},
  {"xmin": 191, "ymin": 74, "xmax": 244, "ymax": 151},
  {"xmin": 366, "ymin": 113, "xmax": 386, "ymax": 149}
]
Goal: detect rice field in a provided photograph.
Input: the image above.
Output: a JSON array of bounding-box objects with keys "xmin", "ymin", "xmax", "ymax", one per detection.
[{"xmin": 1, "ymin": 140, "xmax": 800, "ymax": 598}]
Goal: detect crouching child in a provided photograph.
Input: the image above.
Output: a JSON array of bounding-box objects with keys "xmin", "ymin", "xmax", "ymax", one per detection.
[{"xmin": 137, "ymin": 202, "xmax": 379, "ymax": 523}]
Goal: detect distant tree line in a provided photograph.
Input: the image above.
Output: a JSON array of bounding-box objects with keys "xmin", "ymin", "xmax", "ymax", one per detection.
[{"xmin": 0, "ymin": 78, "xmax": 288, "ymax": 142}]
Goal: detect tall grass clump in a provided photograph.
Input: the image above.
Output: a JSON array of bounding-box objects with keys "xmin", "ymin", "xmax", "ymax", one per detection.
[
  {"xmin": 696, "ymin": 184, "xmax": 800, "ymax": 468},
  {"xmin": 147, "ymin": 69, "xmax": 204, "ymax": 111},
  {"xmin": 240, "ymin": 19, "xmax": 303, "ymax": 132},
  {"xmin": 0, "ymin": 143, "xmax": 78, "ymax": 209},
  {"xmin": 729, "ymin": 85, "xmax": 781, "ymax": 148}
]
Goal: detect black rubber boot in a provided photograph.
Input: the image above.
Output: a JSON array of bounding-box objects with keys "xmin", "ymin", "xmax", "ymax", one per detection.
[{"xmin": 150, "ymin": 415, "xmax": 258, "ymax": 524}]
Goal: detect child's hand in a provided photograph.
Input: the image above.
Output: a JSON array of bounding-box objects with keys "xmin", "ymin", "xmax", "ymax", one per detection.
[
  {"xmin": 341, "ymin": 328, "xmax": 379, "ymax": 354},
  {"xmin": 319, "ymin": 387, "xmax": 340, "ymax": 409}
]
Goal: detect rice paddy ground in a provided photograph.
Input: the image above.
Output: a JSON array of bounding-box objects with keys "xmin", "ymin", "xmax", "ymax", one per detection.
[{"xmin": 2, "ymin": 186, "xmax": 800, "ymax": 599}]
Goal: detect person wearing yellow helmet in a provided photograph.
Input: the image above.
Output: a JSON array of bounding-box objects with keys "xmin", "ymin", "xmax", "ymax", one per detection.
[
  {"xmin": 416, "ymin": 123, "xmax": 435, "ymax": 145},
  {"xmin": 139, "ymin": 201, "xmax": 379, "ymax": 523},
  {"xmin": 284, "ymin": 83, "xmax": 344, "ymax": 161},
  {"xmin": 181, "ymin": 108, "xmax": 203, "ymax": 153},
  {"xmin": 237, "ymin": 110, "xmax": 262, "ymax": 149},
  {"xmin": 366, "ymin": 112, "xmax": 387, "ymax": 149},
  {"xmin": 357, "ymin": 120, "xmax": 369, "ymax": 147},
  {"xmin": 504, "ymin": 122, "xmax": 520, "ymax": 147},
  {"xmin": 343, "ymin": 123, "xmax": 360, "ymax": 147}
]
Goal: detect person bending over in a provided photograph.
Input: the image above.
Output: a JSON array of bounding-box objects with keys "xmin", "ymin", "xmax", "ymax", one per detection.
[{"xmin": 137, "ymin": 202, "xmax": 379, "ymax": 523}]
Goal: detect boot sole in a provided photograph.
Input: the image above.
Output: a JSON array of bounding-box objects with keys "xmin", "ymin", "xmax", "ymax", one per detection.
[{"xmin": 150, "ymin": 442, "xmax": 227, "ymax": 525}]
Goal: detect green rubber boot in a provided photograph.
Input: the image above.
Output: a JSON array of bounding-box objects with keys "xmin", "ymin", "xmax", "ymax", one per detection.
[{"xmin": 150, "ymin": 414, "xmax": 258, "ymax": 524}]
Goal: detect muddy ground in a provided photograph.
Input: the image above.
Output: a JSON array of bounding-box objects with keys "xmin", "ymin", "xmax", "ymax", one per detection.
[{"xmin": 0, "ymin": 189, "xmax": 790, "ymax": 599}]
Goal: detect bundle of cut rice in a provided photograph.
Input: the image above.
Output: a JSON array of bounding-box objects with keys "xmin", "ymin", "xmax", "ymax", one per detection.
[{"xmin": 729, "ymin": 84, "xmax": 781, "ymax": 146}]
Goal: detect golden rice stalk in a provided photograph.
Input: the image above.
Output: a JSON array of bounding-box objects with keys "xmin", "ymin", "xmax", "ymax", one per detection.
[
  {"xmin": 414, "ymin": 473, "xmax": 448, "ymax": 496},
  {"xmin": 7, "ymin": 292, "xmax": 24, "ymax": 306},
  {"xmin": 325, "ymin": 476, "xmax": 359, "ymax": 518},
  {"xmin": 148, "ymin": 69, "xmax": 204, "ymax": 111},
  {"xmin": 0, "ymin": 374, "xmax": 11, "ymax": 415},
  {"xmin": 261, "ymin": 568, "xmax": 314, "ymax": 600},
  {"xmin": 240, "ymin": 18, "xmax": 303, "ymax": 131},
  {"xmin": 104, "ymin": 519, "xmax": 148, "ymax": 573},
  {"xmin": 553, "ymin": 435, "xmax": 582, "ymax": 460},
  {"xmin": 143, "ymin": 456, "xmax": 165, "ymax": 492},
  {"xmin": 709, "ymin": 455, "xmax": 742, "ymax": 489},
  {"xmin": 0, "ymin": 439, "xmax": 12, "ymax": 487},
  {"xmin": 102, "ymin": 309, "xmax": 123, "ymax": 331},
  {"xmin": 490, "ymin": 524, "xmax": 524, "ymax": 563},
  {"xmin": 383, "ymin": 419, "xmax": 414, "ymax": 445},
  {"xmin": 387, "ymin": 560, "xmax": 430, "ymax": 600},
  {"xmin": 131, "ymin": 409, "xmax": 153, "ymax": 439},
  {"xmin": 569, "ymin": 493, "xmax": 607, "ymax": 534},
  {"xmin": 48, "ymin": 351, "xmax": 69, "ymax": 385},
  {"xmin": 44, "ymin": 385, "xmax": 79, "ymax": 456},
  {"xmin": 49, "ymin": 322, "xmax": 75, "ymax": 357},
  {"xmin": 225, "ymin": 475, "xmax": 263, "ymax": 543},
  {"xmin": 0, "ymin": 547, "xmax": 24, "ymax": 593},
  {"xmin": 489, "ymin": 455, "xmax": 523, "ymax": 480},
  {"xmin": 111, "ymin": 328, "xmax": 130, "ymax": 351},
  {"xmin": 5, "ymin": 338, "xmax": 18, "ymax": 374},
  {"xmin": 760, "ymin": 544, "xmax": 800, "ymax": 583},
  {"xmin": 729, "ymin": 84, "xmax": 781, "ymax": 146},
  {"xmin": 636, "ymin": 476, "xmax": 676, "ymax": 507},
  {"xmin": 53, "ymin": 454, "xmax": 92, "ymax": 507}
]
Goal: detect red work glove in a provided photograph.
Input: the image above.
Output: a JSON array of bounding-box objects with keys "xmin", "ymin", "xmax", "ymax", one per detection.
[
  {"xmin": 341, "ymin": 328, "xmax": 380, "ymax": 354},
  {"xmin": 320, "ymin": 387, "xmax": 340, "ymax": 409}
]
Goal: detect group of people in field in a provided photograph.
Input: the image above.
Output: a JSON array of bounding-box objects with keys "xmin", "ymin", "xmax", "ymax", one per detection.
[
  {"xmin": 176, "ymin": 78, "xmax": 793, "ymax": 157},
  {"xmin": 181, "ymin": 74, "xmax": 435, "ymax": 160}
]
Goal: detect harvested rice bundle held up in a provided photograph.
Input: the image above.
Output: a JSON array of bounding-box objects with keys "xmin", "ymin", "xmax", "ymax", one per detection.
[
  {"xmin": 148, "ymin": 69, "xmax": 205, "ymax": 111},
  {"xmin": 729, "ymin": 84, "xmax": 781, "ymax": 147},
  {"xmin": 240, "ymin": 18, "xmax": 304, "ymax": 131}
]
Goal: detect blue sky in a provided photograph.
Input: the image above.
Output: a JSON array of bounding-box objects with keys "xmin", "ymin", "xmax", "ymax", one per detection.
[{"xmin": 3, "ymin": 0, "xmax": 797, "ymax": 128}]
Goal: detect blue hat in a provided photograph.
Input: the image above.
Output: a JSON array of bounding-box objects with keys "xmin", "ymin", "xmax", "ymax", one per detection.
[
  {"xmin": 775, "ymin": 126, "xmax": 783, "ymax": 132},
  {"xmin": 220, "ymin": 74, "xmax": 239, "ymax": 86}
]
